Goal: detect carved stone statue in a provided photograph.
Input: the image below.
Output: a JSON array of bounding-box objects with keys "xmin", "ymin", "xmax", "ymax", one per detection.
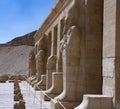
[
  {"xmin": 61, "ymin": 0, "xmax": 81, "ymax": 36},
  {"xmin": 28, "ymin": 48, "xmax": 36, "ymax": 84},
  {"xmin": 54, "ymin": 0, "xmax": 82, "ymax": 102},
  {"xmin": 29, "ymin": 48, "xmax": 36, "ymax": 76},
  {"xmin": 36, "ymin": 50, "xmax": 45, "ymax": 82},
  {"xmin": 31, "ymin": 49, "xmax": 45, "ymax": 86},
  {"xmin": 46, "ymin": 55, "xmax": 57, "ymax": 89}
]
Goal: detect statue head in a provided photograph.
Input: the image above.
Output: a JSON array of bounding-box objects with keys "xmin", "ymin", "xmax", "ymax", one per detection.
[{"xmin": 63, "ymin": 0, "xmax": 79, "ymax": 35}]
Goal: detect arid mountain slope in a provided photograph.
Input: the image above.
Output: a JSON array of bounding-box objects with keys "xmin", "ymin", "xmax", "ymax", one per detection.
[
  {"xmin": 0, "ymin": 30, "xmax": 36, "ymax": 47},
  {"xmin": 0, "ymin": 31, "xmax": 36, "ymax": 76}
]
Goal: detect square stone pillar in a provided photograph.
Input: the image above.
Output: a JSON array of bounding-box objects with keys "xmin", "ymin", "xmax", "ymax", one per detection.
[
  {"xmin": 43, "ymin": 20, "xmax": 63, "ymax": 100},
  {"xmin": 51, "ymin": 26, "xmax": 57, "ymax": 56},
  {"xmin": 115, "ymin": 1, "xmax": 120, "ymax": 108},
  {"xmin": 56, "ymin": 19, "xmax": 64, "ymax": 72},
  {"xmin": 46, "ymin": 26, "xmax": 57, "ymax": 89},
  {"xmin": 74, "ymin": 0, "xmax": 103, "ymax": 109},
  {"xmin": 103, "ymin": 0, "xmax": 116, "ymax": 97},
  {"xmin": 103, "ymin": 0, "xmax": 120, "ymax": 108},
  {"xmin": 51, "ymin": 0, "xmax": 86, "ymax": 109},
  {"xmin": 85, "ymin": 0, "xmax": 103, "ymax": 94}
]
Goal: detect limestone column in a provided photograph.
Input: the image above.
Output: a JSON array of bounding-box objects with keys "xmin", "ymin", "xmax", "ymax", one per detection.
[
  {"xmin": 29, "ymin": 48, "xmax": 36, "ymax": 76},
  {"xmin": 52, "ymin": 0, "xmax": 103, "ymax": 109},
  {"xmin": 75, "ymin": 0, "xmax": 103, "ymax": 109},
  {"xmin": 46, "ymin": 26, "xmax": 59, "ymax": 89},
  {"xmin": 103, "ymin": 0, "xmax": 120, "ymax": 108},
  {"xmin": 28, "ymin": 48, "xmax": 36, "ymax": 84},
  {"xmin": 46, "ymin": 32, "xmax": 52, "ymax": 59},
  {"xmin": 30, "ymin": 42, "xmax": 39, "ymax": 85},
  {"xmin": 32, "ymin": 50, "xmax": 45, "ymax": 87},
  {"xmin": 84, "ymin": 0, "xmax": 103, "ymax": 94},
  {"xmin": 51, "ymin": 1, "xmax": 86, "ymax": 109},
  {"xmin": 31, "ymin": 38, "xmax": 43, "ymax": 86},
  {"xmin": 43, "ymin": 21, "xmax": 64, "ymax": 101},
  {"xmin": 102, "ymin": 0, "xmax": 116, "ymax": 99},
  {"xmin": 46, "ymin": 28, "xmax": 57, "ymax": 90},
  {"xmin": 46, "ymin": 55, "xmax": 57, "ymax": 89},
  {"xmin": 34, "ymin": 35, "xmax": 47, "ymax": 90},
  {"xmin": 56, "ymin": 19, "xmax": 64, "ymax": 72},
  {"xmin": 115, "ymin": 1, "xmax": 120, "ymax": 108}
]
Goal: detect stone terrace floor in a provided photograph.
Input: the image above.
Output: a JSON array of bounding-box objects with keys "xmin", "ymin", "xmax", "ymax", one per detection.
[
  {"xmin": 0, "ymin": 81, "xmax": 50, "ymax": 109},
  {"xmin": 0, "ymin": 81, "xmax": 14, "ymax": 109}
]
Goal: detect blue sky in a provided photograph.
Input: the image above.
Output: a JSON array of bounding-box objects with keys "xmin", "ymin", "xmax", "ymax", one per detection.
[{"xmin": 0, "ymin": 0, "xmax": 56, "ymax": 44}]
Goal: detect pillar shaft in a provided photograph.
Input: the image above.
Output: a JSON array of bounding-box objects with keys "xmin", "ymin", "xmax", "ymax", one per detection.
[
  {"xmin": 103, "ymin": 0, "xmax": 119, "ymax": 108},
  {"xmin": 51, "ymin": 27, "xmax": 57, "ymax": 56},
  {"xmin": 29, "ymin": 48, "xmax": 36, "ymax": 76},
  {"xmin": 36, "ymin": 50, "xmax": 45, "ymax": 81},
  {"xmin": 54, "ymin": 0, "xmax": 85, "ymax": 104},
  {"xmin": 56, "ymin": 20, "xmax": 64, "ymax": 72},
  {"xmin": 85, "ymin": 0, "xmax": 103, "ymax": 94},
  {"xmin": 115, "ymin": 0, "xmax": 120, "ymax": 108}
]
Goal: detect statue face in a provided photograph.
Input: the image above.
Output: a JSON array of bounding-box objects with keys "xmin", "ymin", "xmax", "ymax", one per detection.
[
  {"xmin": 64, "ymin": 0, "xmax": 78, "ymax": 32},
  {"xmin": 64, "ymin": 12, "xmax": 77, "ymax": 35},
  {"xmin": 63, "ymin": 15, "xmax": 72, "ymax": 35}
]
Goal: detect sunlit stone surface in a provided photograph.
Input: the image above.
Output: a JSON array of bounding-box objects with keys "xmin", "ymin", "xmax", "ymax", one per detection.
[{"xmin": 0, "ymin": 81, "xmax": 50, "ymax": 109}]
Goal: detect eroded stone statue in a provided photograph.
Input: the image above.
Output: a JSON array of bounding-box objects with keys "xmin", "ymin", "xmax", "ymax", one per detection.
[
  {"xmin": 46, "ymin": 55, "xmax": 57, "ymax": 89},
  {"xmin": 36, "ymin": 50, "xmax": 45, "ymax": 81},
  {"xmin": 28, "ymin": 48, "xmax": 36, "ymax": 84},
  {"xmin": 29, "ymin": 48, "xmax": 36, "ymax": 76},
  {"xmin": 54, "ymin": 0, "xmax": 82, "ymax": 102},
  {"xmin": 32, "ymin": 50, "xmax": 45, "ymax": 86}
]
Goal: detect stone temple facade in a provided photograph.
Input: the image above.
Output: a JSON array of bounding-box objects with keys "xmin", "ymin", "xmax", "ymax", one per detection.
[{"xmin": 28, "ymin": 0, "xmax": 120, "ymax": 109}]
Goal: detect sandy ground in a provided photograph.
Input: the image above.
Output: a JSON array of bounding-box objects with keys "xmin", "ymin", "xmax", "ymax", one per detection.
[{"xmin": 0, "ymin": 45, "xmax": 33, "ymax": 76}]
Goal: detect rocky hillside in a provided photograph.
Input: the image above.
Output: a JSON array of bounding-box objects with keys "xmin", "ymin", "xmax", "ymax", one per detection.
[
  {"xmin": 0, "ymin": 31, "xmax": 36, "ymax": 76},
  {"xmin": 0, "ymin": 30, "xmax": 36, "ymax": 47}
]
